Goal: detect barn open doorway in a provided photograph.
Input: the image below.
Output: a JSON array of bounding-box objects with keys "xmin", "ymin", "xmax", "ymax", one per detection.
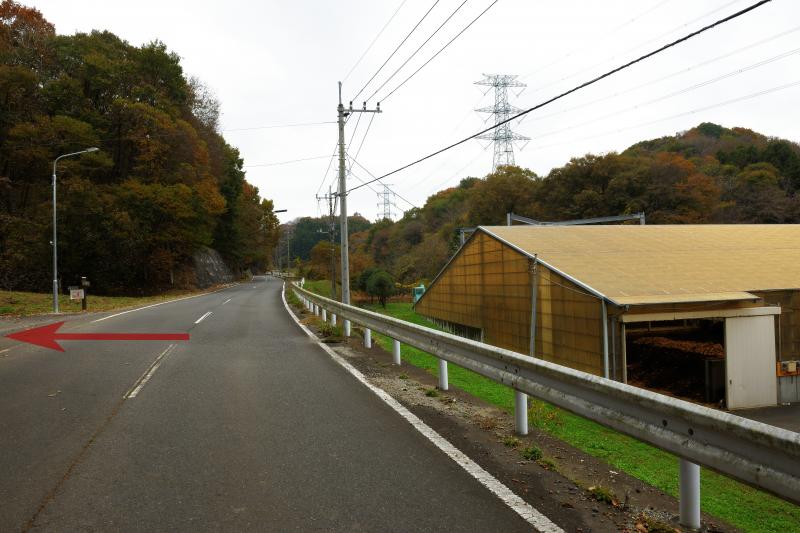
[{"xmin": 624, "ymin": 318, "xmax": 726, "ymax": 406}]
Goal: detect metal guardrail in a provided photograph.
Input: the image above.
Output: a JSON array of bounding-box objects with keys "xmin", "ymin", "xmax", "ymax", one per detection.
[{"xmin": 290, "ymin": 282, "xmax": 800, "ymax": 521}]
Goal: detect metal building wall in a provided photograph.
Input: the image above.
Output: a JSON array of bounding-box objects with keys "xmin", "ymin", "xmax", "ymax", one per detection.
[
  {"xmin": 415, "ymin": 231, "xmax": 605, "ymax": 375},
  {"xmin": 751, "ymin": 290, "xmax": 800, "ymax": 360},
  {"xmin": 535, "ymin": 267, "xmax": 604, "ymax": 375},
  {"xmin": 414, "ymin": 232, "xmax": 531, "ymax": 353}
]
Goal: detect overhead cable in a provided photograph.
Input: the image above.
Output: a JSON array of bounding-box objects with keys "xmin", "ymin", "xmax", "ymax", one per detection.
[
  {"xmin": 343, "ymin": 0, "xmax": 408, "ymax": 83},
  {"xmin": 532, "ymin": 47, "xmax": 800, "ymax": 141},
  {"xmin": 527, "ymin": 0, "xmax": 748, "ymax": 97},
  {"xmin": 365, "ymin": 0, "xmax": 471, "ymax": 103},
  {"xmin": 347, "ymin": 0, "xmax": 774, "ymax": 193},
  {"xmin": 378, "ymin": 0, "xmax": 501, "ymax": 103},
  {"xmin": 352, "ymin": 0, "xmax": 441, "ymax": 102},
  {"xmin": 521, "ymin": 24, "xmax": 800, "ymax": 125},
  {"xmin": 521, "ymin": 0, "xmax": 671, "ymax": 80},
  {"xmin": 529, "ymin": 79, "xmax": 800, "ymax": 153},
  {"xmin": 243, "ymin": 154, "xmax": 331, "ymax": 168}
]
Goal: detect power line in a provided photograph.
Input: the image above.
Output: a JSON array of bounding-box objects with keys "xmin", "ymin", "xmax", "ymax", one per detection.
[
  {"xmin": 529, "ymin": 79, "xmax": 800, "ymax": 153},
  {"xmin": 423, "ymin": 147, "xmax": 485, "ymax": 196},
  {"xmin": 378, "ymin": 0, "xmax": 502, "ymax": 103},
  {"xmin": 347, "ymin": 0, "xmax": 774, "ymax": 194},
  {"xmin": 352, "ymin": 0, "xmax": 441, "ymax": 102},
  {"xmin": 521, "ymin": 0, "xmax": 671, "ymax": 81},
  {"xmin": 342, "ymin": 0, "xmax": 408, "ymax": 83},
  {"xmin": 521, "ymin": 24, "xmax": 800, "ymax": 126},
  {"xmin": 526, "ymin": 0, "xmax": 748, "ymax": 98},
  {"xmin": 243, "ymin": 154, "xmax": 331, "ymax": 168},
  {"xmin": 530, "ymin": 47, "xmax": 800, "ymax": 141},
  {"xmin": 222, "ymin": 121, "xmax": 335, "ymax": 133},
  {"xmin": 347, "ymin": 154, "xmax": 419, "ymax": 209},
  {"xmin": 352, "ymin": 113, "xmax": 376, "ymax": 163},
  {"xmin": 33, "ymin": 119, "xmax": 336, "ymax": 148},
  {"xmin": 365, "ymin": 0, "xmax": 470, "ymax": 103},
  {"xmin": 316, "ymin": 140, "xmax": 341, "ymax": 196}
]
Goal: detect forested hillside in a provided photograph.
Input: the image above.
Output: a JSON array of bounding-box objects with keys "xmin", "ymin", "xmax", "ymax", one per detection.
[
  {"xmin": 0, "ymin": 1, "xmax": 279, "ymax": 294},
  {"xmin": 297, "ymin": 122, "xmax": 800, "ymax": 289}
]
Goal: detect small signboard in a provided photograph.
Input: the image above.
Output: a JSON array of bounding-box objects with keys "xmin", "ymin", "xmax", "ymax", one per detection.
[{"xmin": 69, "ymin": 288, "xmax": 85, "ymax": 301}]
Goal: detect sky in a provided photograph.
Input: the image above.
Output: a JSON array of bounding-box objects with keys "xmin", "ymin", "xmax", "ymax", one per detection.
[{"xmin": 23, "ymin": 0, "xmax": 800, "ymax": 224}]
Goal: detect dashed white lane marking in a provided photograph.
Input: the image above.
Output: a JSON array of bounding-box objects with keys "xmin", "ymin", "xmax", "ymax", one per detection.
[
  {"xmin": 124, "ymin": 344, "xmax": 176, "ymax": 399},
  {"xmin": 280, "ymin": 283, "xmax": 563, "ymax": 533},
  {"xmin": 92, "ymin": 285, "xmax": 234, "ymax": 323},
  {"xmin": 222, "ymin": 298, "xmax": 232, "ymax": 305},
  {"xmin": 194, "ymin": 311, "xmax": 212, "ymax": 324}
]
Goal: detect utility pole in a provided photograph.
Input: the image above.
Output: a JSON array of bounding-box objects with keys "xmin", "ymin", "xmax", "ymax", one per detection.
[
  {"xmin": 337, "ymin": 81, "xmax": 380, "ymax": 336},
  {"xmin": 316, "ymin": 186, "xmax": 338, "ymax": 299}
]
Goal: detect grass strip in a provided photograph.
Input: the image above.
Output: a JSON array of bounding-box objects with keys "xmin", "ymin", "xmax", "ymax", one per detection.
[
  {"xmin": 1, "ymin": 288, "xmax": 213, "ymax": 316},
  {"xmin": 301, "ymin": 281, "xmax": 799, "ymax": 532}
]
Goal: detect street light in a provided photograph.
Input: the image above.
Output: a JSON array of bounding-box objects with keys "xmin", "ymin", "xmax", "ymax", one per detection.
[{"xmin": 52, "ymin": 147, "xmax": 99, "ymax": 313}]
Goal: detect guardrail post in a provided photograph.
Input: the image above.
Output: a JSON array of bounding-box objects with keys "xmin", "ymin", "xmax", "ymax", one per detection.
[
  {"xmin": 321, "ymin": 308, "xmax": 327, "ymax": 322},
  {"xmin": 679, "ymin": 459, "xmax": 701, "ymax": 529},
  {"xmin": 344, "ymin": 319, "xmax": 351, "ymax": 337},
  {"xmin": 515, "ymin": 390, "xmax": 528, "ymax": 436},
  {"xmin": 438, "ymin": 359, "xmax": 448, "ymax": 391},
  {"xmin": 364, "ymin": 328, "xmax": 372, "ymax": 348},
  {"xmin": 314, "ymin": 304, "xmax": 319, "ymax": 316},
  {"xmin": 331, "ymin": 313, "xmax": 337, "ymax": 326},
  {"xmin": 392, "ymin": 339, "xmax": 401, "ymax": 365}
]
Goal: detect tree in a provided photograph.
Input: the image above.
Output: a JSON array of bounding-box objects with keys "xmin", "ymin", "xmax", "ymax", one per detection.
[
  {"xmin": 0, "ymin": 4, "xmax": 282, "ymax": 293},
  {"xmin": 466, "ymin": 165, "xmax": 540, "ymax": 225},
  {"xmin": 366, "ymin": 269, "xmax": 394, "ymax": 308}
]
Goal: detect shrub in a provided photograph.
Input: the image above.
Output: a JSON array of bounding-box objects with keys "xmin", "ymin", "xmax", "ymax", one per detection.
[{"xmin": 366, "ymin": 269, "xmax": 395, "ymax": 307}]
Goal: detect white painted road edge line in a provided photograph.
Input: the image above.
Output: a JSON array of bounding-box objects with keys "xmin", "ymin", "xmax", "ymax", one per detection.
[
  {"xmin": 194, "ymin": 311, "xmax": 213, "ymax": 324},
  {"xmin": 92, "ymin": 285, "xmax": 235, "ymax": 323},
  {"xmin": 124, "ymin": 344, "xmax": 176, "ymax": 399},
  {"xmin": 222, "ymin": 298, "xmax": 232, "ymax": 305},
  {"xmin": 280, "ymin": 283, "xmax": 563, "ymax": 533}
]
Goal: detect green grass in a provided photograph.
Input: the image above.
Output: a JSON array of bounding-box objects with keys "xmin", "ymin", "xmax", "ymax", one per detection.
[
  {"xmin": 356, "ymin": 300, "xmax": 800, "ymax": 533},
  {"xmin": 304, "ymin": 279, "xmax": 339, "ymax": 299},
  {"xmin": 0, "ymin": 289, "xmax": 206, "ymax": 317}
]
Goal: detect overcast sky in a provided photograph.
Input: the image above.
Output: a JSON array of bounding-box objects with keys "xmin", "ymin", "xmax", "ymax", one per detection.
[{"xmin": 25, "ymin": 0, "xmax": 800, "ymax": 223}]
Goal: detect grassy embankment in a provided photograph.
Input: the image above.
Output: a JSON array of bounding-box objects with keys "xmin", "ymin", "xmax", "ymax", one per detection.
[
  {"xmin": 0, "ymin": 289, "xmax": 206, "ymax": 316},
  {"xmin": 301, "ymin": 279, "xmax": 799, "ymax": 533}
]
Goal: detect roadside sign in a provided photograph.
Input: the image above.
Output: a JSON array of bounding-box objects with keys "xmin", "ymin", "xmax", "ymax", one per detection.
[{"xmin": 69, "ymin": 288, "xmax": 84, "ymax": 301}]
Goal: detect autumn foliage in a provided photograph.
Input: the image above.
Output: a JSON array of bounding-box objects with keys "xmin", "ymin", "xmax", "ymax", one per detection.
[
  {"xmin": 294, "ymin": 122, "xmax": 800, "ymax": 289},
  {"xmin": 0, "ymin": 1, "xmax": 279, "ymax": 293}
]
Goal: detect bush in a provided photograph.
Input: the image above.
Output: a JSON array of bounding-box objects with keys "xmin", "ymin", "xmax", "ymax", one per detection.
[{"xmin": 366, "ymin": 269, "xmax": 395, "ymax": 307}]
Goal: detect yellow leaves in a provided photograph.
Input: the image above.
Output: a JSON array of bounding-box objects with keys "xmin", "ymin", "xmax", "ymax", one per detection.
[{"xmin": 193, "ymin": 177, "xmax": 226, "ymax": 216}]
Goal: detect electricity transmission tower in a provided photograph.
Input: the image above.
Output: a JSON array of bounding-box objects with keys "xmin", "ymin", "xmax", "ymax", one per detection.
[
  {"xmin": 376, "ymin": 184, "xmax": 396, "ymax": 221},
  {"xmin": 475, "ymin": 74, "xmax": 529, "ymax": 172}
]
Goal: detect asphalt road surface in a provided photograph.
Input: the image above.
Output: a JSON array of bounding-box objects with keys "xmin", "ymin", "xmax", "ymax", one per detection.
[{"xmin": 0, "ymin": 277, "xmax": 538, "ymax": 532}]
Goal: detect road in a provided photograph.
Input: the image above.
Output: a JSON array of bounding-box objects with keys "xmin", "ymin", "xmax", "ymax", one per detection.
[{"xmin": 0, "ymin": 277, "xmax": 540, "ymax": 532}]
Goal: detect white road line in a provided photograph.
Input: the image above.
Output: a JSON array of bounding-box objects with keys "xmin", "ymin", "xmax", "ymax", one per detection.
[
  {"xmin": 91, "ymin": 285, "xmax": 235, "ymax": 323},
  {"xmin": 280, "ymin": 284, "xmax": 563, "ymax": 533},
  {"xmin": 194, "ymin": 311, "xmax": 212, "ymax": 324},
  {"xmin": 222, "ymin": 298, "xmax": 232, "ymax": 305},
  {"xmin": 124, "ymin": 344, "xmax": 176, "ymax": 399}
]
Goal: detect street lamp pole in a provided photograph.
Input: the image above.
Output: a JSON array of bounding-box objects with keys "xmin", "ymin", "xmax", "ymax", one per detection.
[{"xmin": 52, "ymin": 147, "xmax": 98, "ymax": 313}]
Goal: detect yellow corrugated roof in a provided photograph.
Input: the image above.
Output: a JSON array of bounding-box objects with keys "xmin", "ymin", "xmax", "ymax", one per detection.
[{"xmin": 482, "ymin": 224, "xmax": 800, "ymax": 306}]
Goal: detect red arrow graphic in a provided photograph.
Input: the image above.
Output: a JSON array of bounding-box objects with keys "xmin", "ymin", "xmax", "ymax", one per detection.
[{"xmin": 4, "ymin": 321, "xmax": 190, "ymax": 352}]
